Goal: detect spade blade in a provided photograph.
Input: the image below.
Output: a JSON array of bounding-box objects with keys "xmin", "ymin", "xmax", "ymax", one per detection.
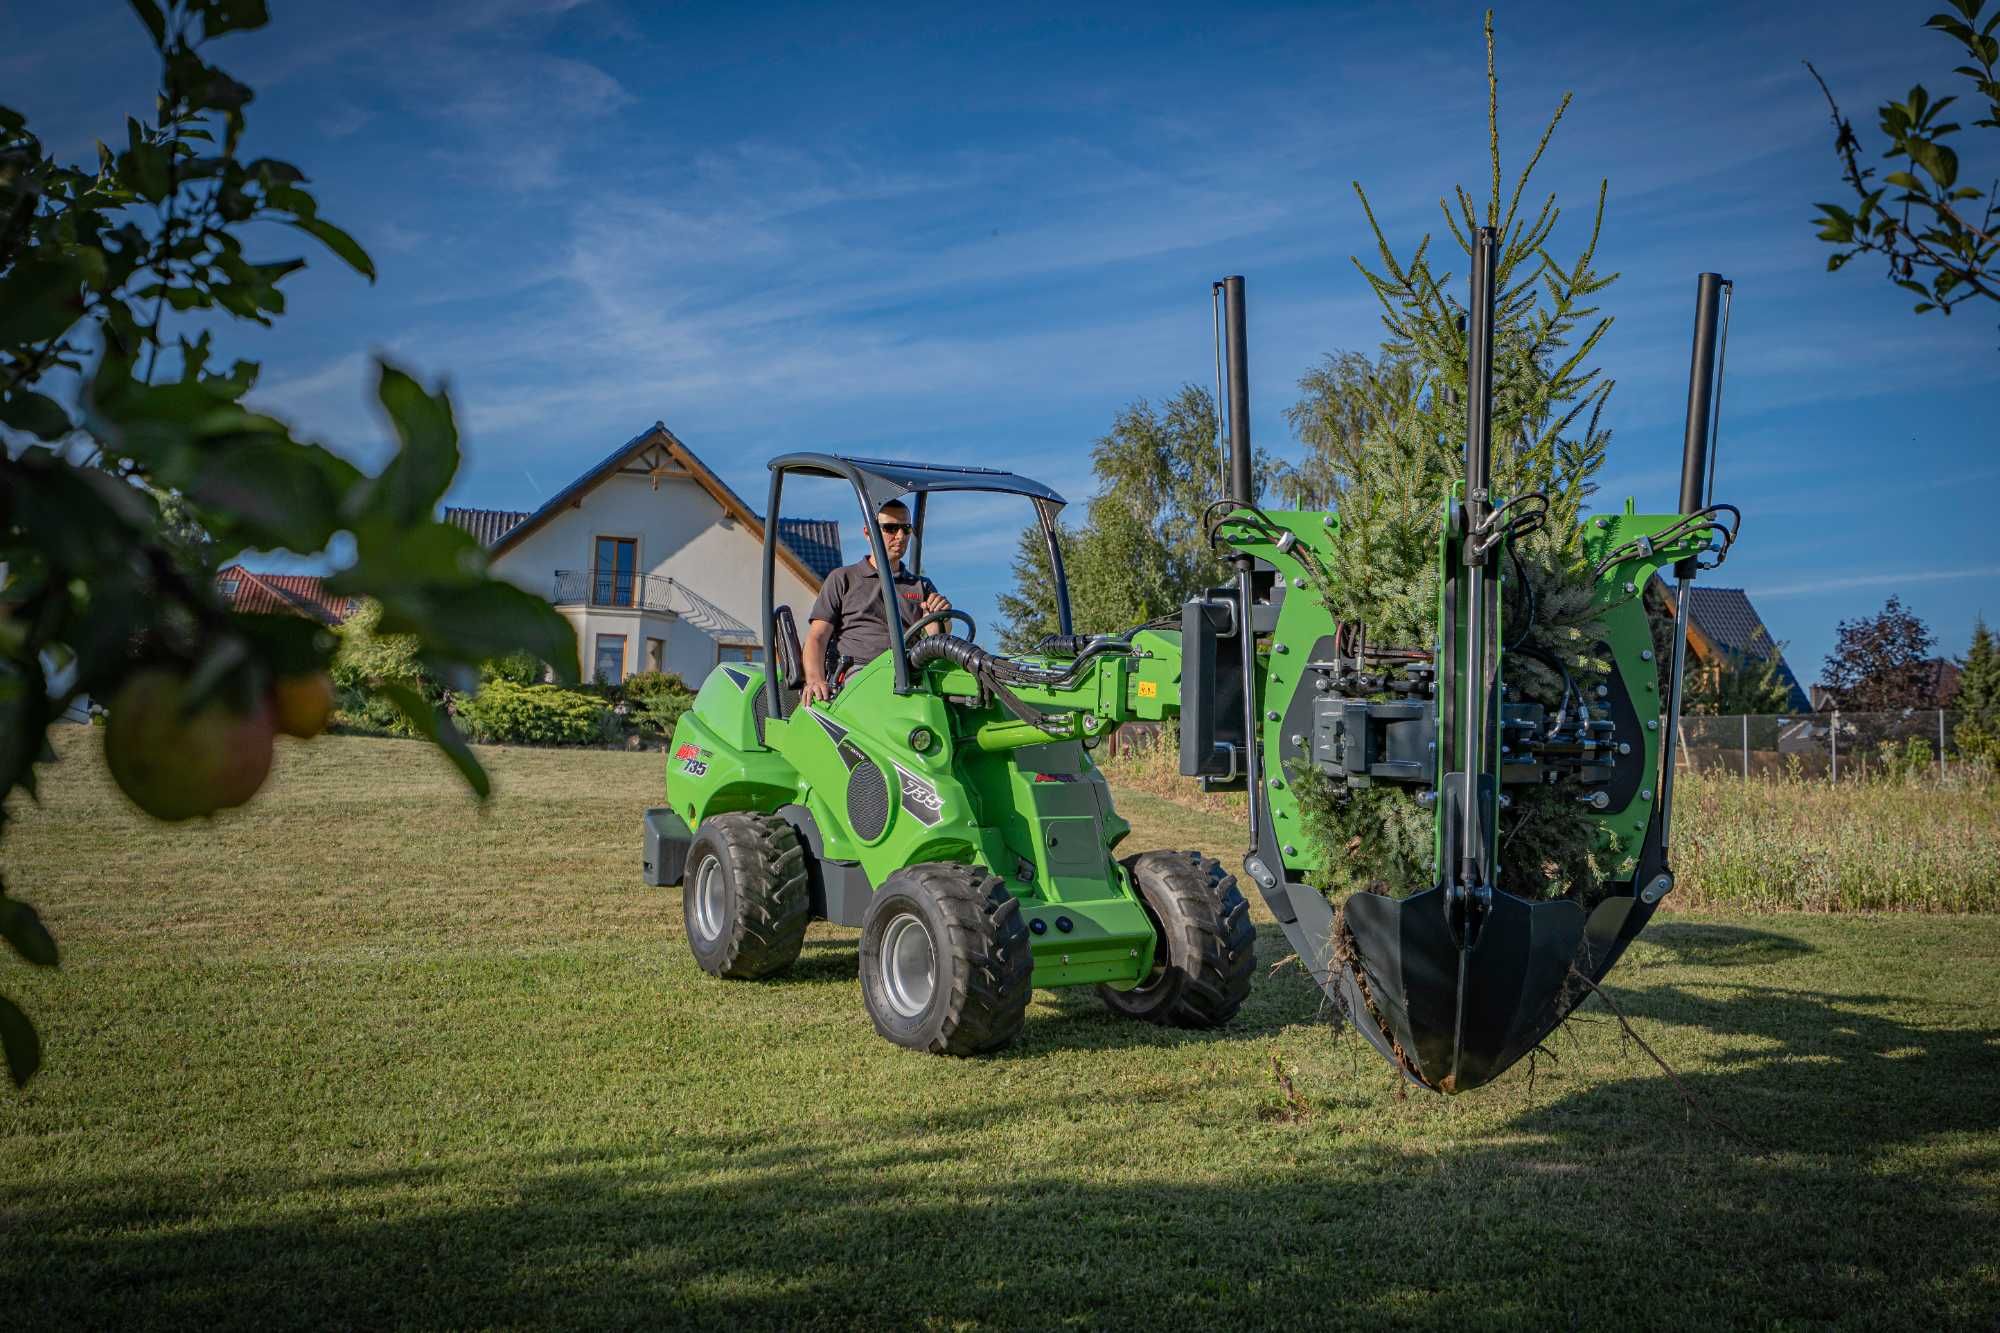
[{"xmin": 1341, "ymin": 885, "xmax": 1587, "ymax": 1092}]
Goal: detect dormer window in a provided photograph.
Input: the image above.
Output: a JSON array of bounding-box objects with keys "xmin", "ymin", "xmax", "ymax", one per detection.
[{"xmin": 218, "ymin": 577, "xmax": 240, "ymax": 598}]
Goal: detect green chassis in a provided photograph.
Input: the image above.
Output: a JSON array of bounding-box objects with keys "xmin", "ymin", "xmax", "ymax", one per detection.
[{"xmin": 657, "ymin": 494, "xmax": 1712, "ymax": 997}]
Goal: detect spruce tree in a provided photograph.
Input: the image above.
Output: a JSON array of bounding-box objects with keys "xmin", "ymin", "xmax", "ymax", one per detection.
[
  {"xmin": 1289, "ymin": 12, "xmax": 1624, "ymax": 902},
  {"xmin": 1955, "ymin": 616, "xmax": 2000, "ymax": 764}
]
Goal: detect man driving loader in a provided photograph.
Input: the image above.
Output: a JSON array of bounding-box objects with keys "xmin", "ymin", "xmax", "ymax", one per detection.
[{"xmin": 801, "ymin": 498, "xmax": 950, "ymax": 703}]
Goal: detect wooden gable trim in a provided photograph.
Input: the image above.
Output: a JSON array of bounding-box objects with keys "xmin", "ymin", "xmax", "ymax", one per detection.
[
  {"xmin": 651, "ymin": 425, "xmax": 823, "ymax": 590},
  {"xmin": 489, "ymin": 423, "xmax": 825, "ymax": 590}
]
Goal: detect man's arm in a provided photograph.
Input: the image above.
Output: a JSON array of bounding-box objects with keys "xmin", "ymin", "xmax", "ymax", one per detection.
[
  {"xmin": 801, "ymin": 617, "xmax": 836, "ymax": 702},
  {"xmin": 918, "ymin": 582, "xmax": 950, "ymax": 636}
]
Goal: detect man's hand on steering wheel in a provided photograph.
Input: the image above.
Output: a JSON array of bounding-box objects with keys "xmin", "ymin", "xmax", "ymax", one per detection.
[{"xmin": 902, "ymin": 606, "xmax": 977, "ymax": 644}]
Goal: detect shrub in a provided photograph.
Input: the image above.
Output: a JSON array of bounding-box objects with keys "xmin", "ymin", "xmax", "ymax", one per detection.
[
  {"xmin": 332, "ymin": 600, "xmax": 439, "ymax": 737},
  {"xmin": 622, "ymin": 671, "xmax": 697, "ymax": 738},
  {"xmin": 481, "ymin": 652, "xmax": 546, "ymax": 686},
  {"xmin": 456, "ymin": 681, "xmax": 610, "ymax": 746}
]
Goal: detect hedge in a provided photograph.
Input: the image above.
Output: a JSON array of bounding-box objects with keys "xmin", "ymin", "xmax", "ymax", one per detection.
[{"xmin": 455, "ymin": 681, "xmax": 612, "ymax": 746}]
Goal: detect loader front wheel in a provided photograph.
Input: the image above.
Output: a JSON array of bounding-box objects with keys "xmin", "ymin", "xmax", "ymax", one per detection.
[
  {"xmin": 1098, "ymin": 850, "xmax": 1255, "ymax": 1027},
  {"xmin": 859, "ymin": 862, "xmax": 1032, "ymax": 1056},
  {"xmin": 683, "ymin": 813, "xmax": 810, "ymax": 979}
]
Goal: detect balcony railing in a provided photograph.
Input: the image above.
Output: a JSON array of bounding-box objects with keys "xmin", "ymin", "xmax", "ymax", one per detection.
[
  {"xmin": 549, "ymin": 570, "xmax": 759, "ymax": 646},
  {"xmin": 553, "ymin": 568, "xmax": 677, "ymax": 613}
]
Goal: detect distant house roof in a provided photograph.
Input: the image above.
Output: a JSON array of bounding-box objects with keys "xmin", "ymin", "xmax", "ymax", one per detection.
[
  {"xmin": 443, "ymin": 424, "xmax": 840, "ymax": 586},
  {"xmin": 442, "ymin": 507, "xmax": 531, "ymax": 547},
  {"xmin": 216, "ymin": 565, "xmax": 355, "ymax": 625},
  {"xmin": 1655, "ymin": 581, "xmax": 1809, "ymax": 712},
  {"xmin": 1920, "ymin": 657, "xmax": 1963, "ymax": 708},
  {"xmin": 775, "ymin": 517, "xmax": 843, "ymax": 580}
]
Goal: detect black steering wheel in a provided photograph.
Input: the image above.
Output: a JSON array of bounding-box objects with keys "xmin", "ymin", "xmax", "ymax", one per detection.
[{"xmin": 903, "ymin": 608, "xmax": 977, "ymax": 645}]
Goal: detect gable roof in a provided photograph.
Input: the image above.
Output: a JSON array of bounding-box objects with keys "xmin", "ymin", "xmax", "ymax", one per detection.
[
  {"xmin": 450, "ymin": 423, "xmax": 838, "ymax": 588},
  {"xmin": 443, "ymin": 506, "xmax": 531, "ymax": 547},
  {"xmin": 1655, "ymin": 581, "xmax": 1809, "ymax": 712},
  {"xmin": 775, "ymin": 517, "xmax": 843, "ymax": 580},
  {"xmin": 217, "ymin": 565, "xmax": 355, "ymax": 625}
]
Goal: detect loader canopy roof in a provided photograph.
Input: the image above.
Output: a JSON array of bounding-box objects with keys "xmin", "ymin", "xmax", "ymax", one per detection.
[{"xmin": 769, "ymin": 452, "xmax": 1066, "ymax": 512}]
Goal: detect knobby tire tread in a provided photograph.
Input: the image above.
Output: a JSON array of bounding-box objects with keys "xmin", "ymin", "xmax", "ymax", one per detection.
[{"xmin": 697, "ymin": 813, "xmax": 810, "ymax": 979}]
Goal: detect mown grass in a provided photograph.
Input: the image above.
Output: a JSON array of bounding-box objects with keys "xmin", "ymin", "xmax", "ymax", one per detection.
[
  {"xmin": 3, "ymin": 729, "xmax": 1998, "ymax": 1328},
  {"xmin": 1100, "ymin": 743, "xmax": 2000, "ymax": 913}
]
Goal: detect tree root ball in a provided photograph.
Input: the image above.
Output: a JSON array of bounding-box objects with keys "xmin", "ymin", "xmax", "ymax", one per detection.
[
  {"xmin": 272, "ymin": 671, "xmax": 336, "ymax": 739},
  {"xmin": 103, "ymin": 668, "xmax": 276, "ymax": 821}
]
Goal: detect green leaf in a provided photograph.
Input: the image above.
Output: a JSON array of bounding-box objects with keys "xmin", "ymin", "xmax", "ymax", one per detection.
[
  {"xmin": 377, "ymin": 681, "xmax": 488, "ymax": 799},
  {"xmin": 122, "ymin": 138, "xmax": 171, "ymax": 202},
  {"xmin": 193, "ymin": 0, "xmax": 271, "ymax": 39},
  {"xmin": 361, "ymin": 363, "xmax": 459, "ymax": 525},
  {"xmin": 0, "ymin": 253, "xmax": 96, "ymax": 347},
  {"xmin": 128, "ymin": 0, "xmax": 167, "ymax": 47},
  {"xmin": 182, "ymin": 436, "xmax": 359, "ymax": 552},
  {"xmin": 230, "ymin": 611, "xmax": 335, "ymax": 677},
  {"xmin": 288, "ymin": 215, "xmax": 375, "ymax": 282},
  {"xmin": 370, "ymin": 579, "xmax": 582, "ymax": 685},
  {"xmin": 0, "ymin": 898, "xmax": 60, "ymax": 967},
  {"xmin": 1905, "ymin": 139, "xmax": 1959, "ymax": 189},
  {"xmin": 0, "ymin": 994, "xmax": 40, "ymax": 1088},
  {"xmin": 0, "ymin": 390, "xmax": 73, "ymax": 440}
]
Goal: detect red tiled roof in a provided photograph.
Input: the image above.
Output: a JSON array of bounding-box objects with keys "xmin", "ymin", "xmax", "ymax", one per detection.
[{"xmin": 216, "ymin": 565, "xmax": 356, "ymax": 624}]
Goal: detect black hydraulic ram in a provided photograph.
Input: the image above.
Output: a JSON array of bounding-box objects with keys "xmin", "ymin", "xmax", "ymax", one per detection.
[
  {"xmin": 1659, "ymin": 272, "xmax": 1731, "ymax": 861},
  {"xmin": 1455, "ymin": 227, "xmax": 1500, "ymax": 909},
  {"xmin": 1219, "ymin": 276, "xmax": 1265, "ymax": 849}
]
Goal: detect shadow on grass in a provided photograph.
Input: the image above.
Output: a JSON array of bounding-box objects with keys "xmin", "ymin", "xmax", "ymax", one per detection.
[
  {"xmin": 1641, "ymin": 920, "xmax": 1816, "ymax": 968},
  {"xmin": 7, "ymin": 934, "xmax": 1994, "ymax": 1328}
]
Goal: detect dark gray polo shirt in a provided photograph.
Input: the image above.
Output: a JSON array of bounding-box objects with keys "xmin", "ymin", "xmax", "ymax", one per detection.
[{"xmin": 808, "ymin": 559, "xmax": 938, "ymax": 666}]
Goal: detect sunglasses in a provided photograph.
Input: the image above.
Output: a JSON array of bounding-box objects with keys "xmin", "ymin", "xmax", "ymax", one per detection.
[{"xmin": 878, "ymin": 522, "xmax": 913, "ymax": 535}]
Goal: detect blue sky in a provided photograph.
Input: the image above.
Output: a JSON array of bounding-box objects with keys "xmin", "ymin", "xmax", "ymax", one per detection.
[{"xmin": 12, "ymin": 0, "xmax": 1999, "ymax": 678}]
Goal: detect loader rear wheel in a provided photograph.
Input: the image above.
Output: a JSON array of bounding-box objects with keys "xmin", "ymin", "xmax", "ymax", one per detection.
[
  {"xmin": 682, "ymin": 813, "xmax": 810, "ymax": 979},
  {"xmin": 1098, "ymin": 850, "xmax": 1255, "ymax": 1028},
  {"xmin": 859, "ymin": 862, "xmax": 1032, "ymax": 1056}
]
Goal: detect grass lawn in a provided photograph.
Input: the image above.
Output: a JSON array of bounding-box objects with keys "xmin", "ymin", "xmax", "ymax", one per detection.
[{"xmin": 4, "ymin": 729, "xmax": 1997, "ymax": 1328}]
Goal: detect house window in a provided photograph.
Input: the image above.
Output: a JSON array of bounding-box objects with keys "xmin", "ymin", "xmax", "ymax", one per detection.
[
  {"xmin": 646, "ymin": 637, "xmax": 665, "ymax": 672},
  {"xmin": 217, "ymin": 577, "xmax": 240, "ymax": 598},
  {"xmin": 594, "ymin": 634, "xmax": 627, "ymax": 685},
  {"xmin": 593, "ymin": 536, "xmax": 636, "ymax": 606}
]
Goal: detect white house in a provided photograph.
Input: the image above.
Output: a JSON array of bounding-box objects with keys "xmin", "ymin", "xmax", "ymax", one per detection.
[{"xmin": 444, "ymin": 423, "xmax": 842, "ymax": 687}]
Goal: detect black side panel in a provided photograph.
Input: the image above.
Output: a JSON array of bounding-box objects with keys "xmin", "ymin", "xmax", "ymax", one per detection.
[
  {"xmin": 642, "ymin": 807, "xmax": 694, "ymax": 886},
  {"xmin": 1179, "ymin": 592, "xmax": 1245, "ymax": 779},
  {"xmin": 777, "ymin": 802, "xmax": 873, "ymax": 926}
]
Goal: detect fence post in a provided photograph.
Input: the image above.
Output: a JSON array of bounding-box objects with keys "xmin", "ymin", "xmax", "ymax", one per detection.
[
  {"xmin": 1831, "ymin": 707, "xmax": 1839, "ymax": 783},
  {"xmin": 1742, "ymin": 713, "xmax": 1749, "ymax": 779},
  {"xmin": 1939, "ymin": 708, "xmax": 1947, "ymax": 781}
]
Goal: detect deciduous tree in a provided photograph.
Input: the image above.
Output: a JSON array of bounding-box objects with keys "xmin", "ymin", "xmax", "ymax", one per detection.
[
  {"xmin": 1807, "ymin": 0, "xmax": 2000, "ymax": 327},
  {"xmin": 0, "ymin": 0, "xmax": 576, "ymax": 1086},
  {"xmin": 1820, "ymin": 595, "xmax": 1941, "ymax": 710}
]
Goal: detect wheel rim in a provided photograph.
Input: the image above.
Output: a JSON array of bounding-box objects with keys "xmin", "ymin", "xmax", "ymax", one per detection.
[
  {"xmin": 878, "ymin": 912, "xmax": 937, "ymax": 1018},
  {"xmin": 692, "ymin": 854, "xmax": 726, "ymax": 944}
]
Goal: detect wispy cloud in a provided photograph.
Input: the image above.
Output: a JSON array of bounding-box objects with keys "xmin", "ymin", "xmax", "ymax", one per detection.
[{"xmin": 1757, "ymin": 567, "xmax": 2000, "ymax": 599}]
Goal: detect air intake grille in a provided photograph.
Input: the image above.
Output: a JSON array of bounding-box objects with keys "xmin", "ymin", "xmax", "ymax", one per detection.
[{"xmin": 846, "ymin": 763, "xmax": 890, "ymax": 840}]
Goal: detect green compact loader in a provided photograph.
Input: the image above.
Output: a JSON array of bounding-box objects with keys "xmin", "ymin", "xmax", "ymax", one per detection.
[
  {"xmin": 644, "ymin": 237, "xmax": 1744, "ymax": 1089},
  {"xmin": 644, "ymin": 450, "xmax": 1254, "ymax": 1055}
]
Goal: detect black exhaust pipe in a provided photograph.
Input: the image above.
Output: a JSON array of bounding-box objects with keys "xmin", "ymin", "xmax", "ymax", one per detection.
[
  {"xmin": 1221, "ymin": 275, "xmax": 1253, "ymax": 506},
  {"xmin": 1675, "ymin": 272, "xmax": 1727, "ymax": 578}
]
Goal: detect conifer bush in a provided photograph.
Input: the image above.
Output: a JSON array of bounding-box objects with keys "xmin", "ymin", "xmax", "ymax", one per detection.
[
  {"xmin": 1288, "ymin": 15, "xmax": 1626, "ymax": 904},
  {"xmin": 454, "ymin": 681, "xmax": 610, "ymax": 746}
]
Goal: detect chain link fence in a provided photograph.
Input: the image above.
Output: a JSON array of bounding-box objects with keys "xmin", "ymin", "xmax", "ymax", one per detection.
[
  {"xmin": 1104, "ymin": 713, "xmax": 1978, "ymax": 783},
  {"xmin": 1675, "ymin": 710, "xmax": 1968, "ymax": 781}
]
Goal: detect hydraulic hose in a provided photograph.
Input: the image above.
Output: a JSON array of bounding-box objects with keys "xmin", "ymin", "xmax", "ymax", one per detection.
[{"xmin": 907, "ymin": 635, "xmax": 1066, "ymax": 733}]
